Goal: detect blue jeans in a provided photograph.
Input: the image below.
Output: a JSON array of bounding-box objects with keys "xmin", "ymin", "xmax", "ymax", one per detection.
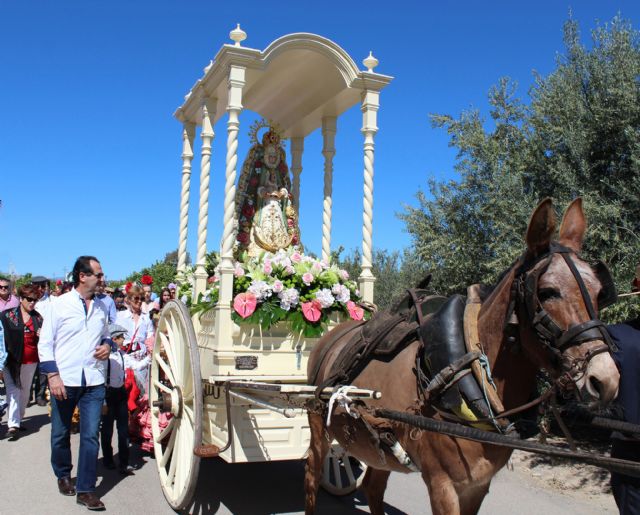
[{"xmin": 50, "ymin": 384, "xmax": 105, "ymax": 493}]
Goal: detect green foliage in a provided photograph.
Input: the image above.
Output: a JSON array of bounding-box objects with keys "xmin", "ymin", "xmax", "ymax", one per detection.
[
  {"xmin": 400, "ymin": 16, "xmax": 640, "ymax": 322},
  {"xmin": 14, "ymin": 273, "xmax": 33, "ymax": 291},
  {"xmin": 334, "ymin": 247, "xmax": 430, "ymax": 310},
  {"xmin": 125, "ymin": 250, "xmax": 180, "ymax": 294}
]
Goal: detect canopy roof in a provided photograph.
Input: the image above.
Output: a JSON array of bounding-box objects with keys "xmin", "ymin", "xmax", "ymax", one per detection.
[{"xmin": 174, "ymin": 32, "xmax": 393, "ymax": 138}]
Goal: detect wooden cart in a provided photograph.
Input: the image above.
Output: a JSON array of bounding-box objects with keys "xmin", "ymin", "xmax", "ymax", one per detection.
[{"xmin": 149, "ymin": 27, "xmax": 392, "ymax": 510}]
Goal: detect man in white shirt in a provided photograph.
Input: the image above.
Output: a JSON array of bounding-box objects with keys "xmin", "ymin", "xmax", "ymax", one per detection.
[{"xmin": 38, "ymin": 256, "xmax": 111, "ymax": 511}]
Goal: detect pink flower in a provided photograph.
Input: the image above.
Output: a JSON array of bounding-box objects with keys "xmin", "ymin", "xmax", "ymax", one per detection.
[
  {"xmin": 311, "ymin": 262, "xmax": 323, "ymax": 274},
  {"xmin": 302, "ymin": 272, "xmax": 314, "ymax": 286},
  {"xmin": 263, "ymin": 260, "xmax": 273, "ymax": 275},
  {"xmin": 234, "ymin": 265, "xmax": 245, "ymax": 277},
  {"xmin": 291, "ymin": 251, "xmax": 302, "ymax": 263},
  {"xmin": 302, "ymin": 300, "xmax": 322, "ymax": 322},
  {"xmin": 284, "ymin": 265, "xmax": 295, "ymax": 276},
  {"xmin": 346, "ymin": 301, "xmax": 364, "ymax": 321},
  {"xmin": 287, "ymin": 218, "xmax": 295, "ymax": 228},
  {"xmin": 207, "ymin": 276, "xmax": 216, "ymax": 284},
  {"xmin": 272, "ymin": 280, "xmax": 284, "ymax": 293},
  {"xmin": 340, "ymin": 270, "xmax": 349, "ymax": 280},
  {"xmin": 233, "ymin": 292, "xmax": 257, "ymax": 319}
]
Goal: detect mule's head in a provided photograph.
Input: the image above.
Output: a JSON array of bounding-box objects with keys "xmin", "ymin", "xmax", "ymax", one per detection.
[{"xmin": 517, "ymin": 198, "xmax": 619, "ymax": 407}]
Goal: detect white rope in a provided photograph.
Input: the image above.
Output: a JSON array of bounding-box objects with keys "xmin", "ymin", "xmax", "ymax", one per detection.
[{"xmin": 326, "ymin": 385, "xmax": 360, "ymax": 426}]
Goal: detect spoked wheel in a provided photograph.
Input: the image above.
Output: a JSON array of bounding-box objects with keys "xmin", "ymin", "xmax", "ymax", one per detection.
[
  {"xmin": 150, "ymin": 299, "xmax": 203, "ymax": 511},
  {"xmin": 320, "ymin": 443, "xmax": 368, "ymax": 495}
]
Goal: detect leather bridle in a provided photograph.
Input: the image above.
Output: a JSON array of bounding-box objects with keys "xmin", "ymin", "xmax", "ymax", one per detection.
[{"xmin": 508, "ymin": 243, "xmax": 617, "ymax": 370}]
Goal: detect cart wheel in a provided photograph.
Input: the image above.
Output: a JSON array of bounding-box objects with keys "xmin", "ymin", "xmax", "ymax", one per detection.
[
  {"xmin": 150, "ymin": 299, "xmax": 203, "ymax": 511},
  {"xmin": 320, "ymin": 444, "xmax": 367, "ymax": 495}
]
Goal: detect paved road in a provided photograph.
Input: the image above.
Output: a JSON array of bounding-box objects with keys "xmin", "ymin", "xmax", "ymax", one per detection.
[{"xmin": 0, "ymin": 404, "xmax": 617, "ymax": 514}]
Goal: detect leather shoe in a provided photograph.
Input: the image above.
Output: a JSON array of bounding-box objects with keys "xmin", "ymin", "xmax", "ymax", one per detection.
[
  {"xmin": 77, "ymin": 492, "xmax": 105, "ymax": 511},
  {"xmin": 58, "ymin": 477, "xmax": 76, "ymax": 496}
]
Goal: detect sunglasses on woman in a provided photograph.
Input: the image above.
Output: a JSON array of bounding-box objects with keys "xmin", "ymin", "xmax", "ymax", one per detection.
[
  {"xmin": 23, "ymin": 296, "xmax": 38, "ymax": 303},
  {"xmin": 130, "ymin": 296, "xmax": 143, "ymax": 302}
]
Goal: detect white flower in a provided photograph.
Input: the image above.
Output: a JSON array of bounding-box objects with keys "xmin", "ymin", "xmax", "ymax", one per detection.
[
  {"xmin": 315, "ymin": 288, "xmax": 335, "ymax": 309},
  {"xmin": 234, "ymin": 264, "xmax": 245, "ymax": 277},
  {"xmin": 311, "ymin": 261, "xmax": 323, "ymax": 275},
  {"xmin": 278, "ymin": 288, "xmax": 299, "ymax": 310},
  {"xmin": 331, "ymin": 284, "xmax": 351, "ymax": 303},
  {"xmin": 283, "ymin": 265, "xmax": 295, "ymax": 276},
  {"xmin": 248, "ymin": 280, "xmax": 272, "ymax": 301}
]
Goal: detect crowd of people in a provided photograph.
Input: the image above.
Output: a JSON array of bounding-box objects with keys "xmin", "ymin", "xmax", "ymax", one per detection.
[{"xmin": 0, "ymin": 259, "xmax": 178, "ymax": 511}]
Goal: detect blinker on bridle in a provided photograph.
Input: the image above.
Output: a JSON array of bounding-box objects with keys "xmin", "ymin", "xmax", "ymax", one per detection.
[{"xmin": 510, "ymin": 242, "xmax": 618, "ymax": 363}]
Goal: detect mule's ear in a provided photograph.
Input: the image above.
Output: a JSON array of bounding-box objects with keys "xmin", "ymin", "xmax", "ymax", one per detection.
[
  {"xmin": 558, "ymin": 198, "xmax": 586, "ymax": 252},
  {"xmin": 526, "ymin": 198, "xmax": 556, "ymax": 256}
]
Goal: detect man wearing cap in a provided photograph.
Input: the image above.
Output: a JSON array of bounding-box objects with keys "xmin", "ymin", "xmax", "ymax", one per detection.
[
  {"xmin": 0, "ymin": 276, "xmax": 19, "ymax": 312},
  {"xmin": 608, "ymin": 264, "xmax": 640, "ymax": 514},
  {"xmin": 38, "ymin": 256, "xmax": 112, "ymax": 511}
]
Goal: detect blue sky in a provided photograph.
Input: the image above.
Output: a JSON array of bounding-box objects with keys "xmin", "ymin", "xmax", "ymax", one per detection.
[{"xmin": 1, "ymin": 1, "xmax": 639, "ymax": 281}]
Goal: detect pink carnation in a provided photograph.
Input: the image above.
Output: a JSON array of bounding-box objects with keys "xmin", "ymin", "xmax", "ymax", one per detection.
[
  {"xmin": 263, "ymin": 260, "xmax": 273, "ymax": 275},
  {"xmin": 291, "ymin": 251, "xmax": 302, "ymax": 263},
  {"xmin": 302, "ymin": 272, "xmax": 314, "ymax": 286}
]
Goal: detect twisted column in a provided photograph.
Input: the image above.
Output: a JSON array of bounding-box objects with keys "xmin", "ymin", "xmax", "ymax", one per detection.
[
  {"xmin": 219, "ymin": 65, "xmax": 245, "ymax": 305},
  {"xmin": 358, "ymin": 90, "xmax": 380, "ymax": 303},
  {"xmin": 321, "ymin": 117, "xmax": 337, "ymax": 262},
  {"xmin": 194, "ymin": 97, "xmax": 217, "ymax": 299},
  {"xmin": 290, "ymin": 137, "xmax": 304, "ymax": 214},
  {"xmin": 177, "ymin": 122, "xmax": 195, "ymax": 280}
]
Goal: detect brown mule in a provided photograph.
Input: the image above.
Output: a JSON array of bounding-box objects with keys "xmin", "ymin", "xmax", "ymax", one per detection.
[{"xmin": 304, "ymin": 198, "xmax": 620, "ymax": 515}]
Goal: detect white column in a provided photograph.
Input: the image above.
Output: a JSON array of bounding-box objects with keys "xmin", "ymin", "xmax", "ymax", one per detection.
[
  {"xmin": 194, "ymin": 97, "xmax": 217, "ymax": 299},
  {"xmin": 216, "ymin": 65, "xmax": 245, "ymax": 345},
  {"xmin": 358, "ymin": 90, "xmax": 380, "ymax": 303},
  {"xmin": 290, "ymin": 137, "xmax": 304, "ymax": 214},
  {"xmin": 321, "ymin": 117, "xmax": 337, "ymax": 262},
  {"xmin": 177, "ymin": 121, "xmax": 195, "ymax": 281}
]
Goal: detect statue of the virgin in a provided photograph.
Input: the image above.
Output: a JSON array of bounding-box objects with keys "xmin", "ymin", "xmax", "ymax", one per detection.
[{"xmin": 235, "ymin": 121, "xmax": 301, "ymax": 258}]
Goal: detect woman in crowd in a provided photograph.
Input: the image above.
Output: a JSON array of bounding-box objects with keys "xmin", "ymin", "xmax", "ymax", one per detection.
[
  {"xmin": 158, "ymin": 288, "xmax": 172, "ymax": 310},
  {"xmin": 0, "ymin": 285, "xmax": 43, "ymax": 440}
]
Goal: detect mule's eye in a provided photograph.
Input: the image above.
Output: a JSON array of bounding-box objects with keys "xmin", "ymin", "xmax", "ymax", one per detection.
[{"xmin": 538, "ymin": 288, "xmax": 561, "ymax": 302}]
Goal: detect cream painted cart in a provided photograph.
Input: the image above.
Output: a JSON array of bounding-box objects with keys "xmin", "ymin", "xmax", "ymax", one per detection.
[{"xmin": 149, "ymin": 26, "xmax": 392, "ymax": 510}]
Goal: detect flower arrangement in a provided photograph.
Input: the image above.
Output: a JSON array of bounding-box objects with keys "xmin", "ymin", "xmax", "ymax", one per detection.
[{"xmin": 191, "ymin": 247, "xmax": 367, "ymax": 337}]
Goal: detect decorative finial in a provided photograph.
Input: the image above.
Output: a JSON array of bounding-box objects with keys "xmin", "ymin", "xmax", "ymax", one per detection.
[
  {"xmin": 230, "ymin": 24, "xmax": 247, "ymax": 47},
  {"xmin": 363, "ymin": 51, "xmax": 379, "ymax": 72}
]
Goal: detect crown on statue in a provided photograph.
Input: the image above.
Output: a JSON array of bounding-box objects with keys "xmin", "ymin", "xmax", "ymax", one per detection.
[
  {"xmin": 249, "ymin": 118, "xmax": 285, "ymax": 147},
  {"xmin": 262, "ymin": 129, "xmax": 281, "ymax": 147}
]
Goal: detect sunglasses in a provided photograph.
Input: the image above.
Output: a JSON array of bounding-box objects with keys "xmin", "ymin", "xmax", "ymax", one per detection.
[
  {"xmin": 23, "ymin": 296, "xmax": 38, "ymax": 303},
  {"xmin": 130, "ymin": 296, "xmax": 143, "ymax": 302},
  {"xmin": 0, "ymin": 285, "xmax": 9, "ymax": 290},
  {"xmin": 84, "ymin": 272, "xmax": 105, "ymax": 279}
]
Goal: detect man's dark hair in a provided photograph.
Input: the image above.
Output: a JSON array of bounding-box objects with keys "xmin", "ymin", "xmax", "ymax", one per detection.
[
  {"xmin": 0, "ymin": 276, "xmax": 9, "ymax": 283},
  {"xmin": 72, "ymin": 256, "xmax": 100, "ymax": 287}
]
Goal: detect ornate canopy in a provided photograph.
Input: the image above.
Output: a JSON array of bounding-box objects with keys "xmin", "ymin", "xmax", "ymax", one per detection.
[{"xmin": 174, "ymin": 32, "xmax": 392, "ymax": 138}]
